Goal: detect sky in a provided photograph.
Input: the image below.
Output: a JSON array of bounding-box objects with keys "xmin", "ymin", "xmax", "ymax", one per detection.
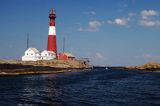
[{"xmin": 0, "ymin": 0, "xmax": 160, "ymax": 66}]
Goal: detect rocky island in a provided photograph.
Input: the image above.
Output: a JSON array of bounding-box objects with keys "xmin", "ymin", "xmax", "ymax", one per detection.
[
  {"xmin": 108, "ymin": 62, "xmax": 160, "ymax": 72},
  {"xmin": 0, "ymin": 60, "xmax": 91, "ymax": 76},
  {"xmin": 126, "ymin": 62, "xmax": 160, "ymax": 72}
]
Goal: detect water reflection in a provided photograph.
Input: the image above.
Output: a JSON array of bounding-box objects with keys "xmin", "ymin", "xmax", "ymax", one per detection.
[{"xmin": 18, "ymin": 74, "xmax": 63, "ymax": 105}]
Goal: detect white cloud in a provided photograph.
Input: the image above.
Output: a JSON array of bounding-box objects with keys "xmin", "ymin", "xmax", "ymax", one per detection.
[
  {"xmin": 143, "ymin": 54, "xmax": 152, "ymax": 58},
  {"xmin": 95, "ymin": 53, "xmax": 103, "ymax": 59},
  {"xmin": 142, "ymin": 54, "xmax": 160, "ymax": 58},
  {"xmin": 80, "ymin": 9, "xmax": 160, "ymax": 30},
  {"xmin": 84, "ymin": 11, "xmax": 96, "ymax": 15},
  {"xmin": 141, "ymin": 10, "xmax": 158, "ymax": 20},
  {"xmin": 135, "ymin": 53, "xmax": 160, "ymax": 59},
  {"xmin": 77, "ymin": 27, "xmax": 84, "ymax": 32},
  {"xmin": 107, "ymin": 10, "xmax": 160, "ymax": 28},
  {"xmin": 78, "ymin": 20, "xmax": 102, "ymax": 32},
  {"xmin": 89, "ymin": 20, "xmax": 102, "ymax": 31},
  {"xmin": 128, "ymin": 12, "xmax": 136, "ymax": 17},
  {"xmin": 139, "ymin": 10, "xmax": 160, "ymax": 27},
  {"xmin": 140, "ymin": 20, "xmax": 160, "ymax": 27},
  {"xmin": 108, "ymin": 18, "xmax": 129, "ymax": 26}
]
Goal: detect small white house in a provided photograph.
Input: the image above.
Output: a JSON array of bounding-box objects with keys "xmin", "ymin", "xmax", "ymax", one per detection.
[
  {"xmin": 41, "ymin": 50, "xmax": 56, "ymax": 60},
  {"xmin": 22, "ymin": 48, "xmax": 41, "ymax": 61}
]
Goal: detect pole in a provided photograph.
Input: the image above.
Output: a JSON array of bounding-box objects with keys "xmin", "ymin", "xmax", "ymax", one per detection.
[
  {"xmin": 63, "ymin": 37, "xmax": 65, "ymax": 53},
  {"xmin": 27, "ymin": 33, "xmax": 29, "ymax": 49}
]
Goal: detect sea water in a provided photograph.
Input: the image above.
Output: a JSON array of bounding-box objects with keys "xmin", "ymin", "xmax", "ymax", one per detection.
[{"xmin": 0, "ymin": 69, "xmax": 159, "ymax": 106}]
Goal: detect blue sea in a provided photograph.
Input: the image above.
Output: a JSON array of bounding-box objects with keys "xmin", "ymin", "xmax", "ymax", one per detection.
[{"xmin": 0, "ymin": 69, "xmax": 160, "ymax": 106}]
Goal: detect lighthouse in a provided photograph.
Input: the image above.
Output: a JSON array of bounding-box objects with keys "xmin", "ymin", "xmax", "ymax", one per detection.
[
  {"xmin": 47, "ymin": 9, "xmax": 57, "ymax": 57},
  {"xmin": 22, "ymin": 8, "xmax": 75, "ymax": 61}
]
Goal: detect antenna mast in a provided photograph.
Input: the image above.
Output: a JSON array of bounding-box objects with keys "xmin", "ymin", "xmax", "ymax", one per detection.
[
  {"xmin": 63, "ymin": 37, "xmax": 65, "ymax": 53},
  {"xmin": 27, "ymin": 33, "xmax": 29, "ymax": 49}
]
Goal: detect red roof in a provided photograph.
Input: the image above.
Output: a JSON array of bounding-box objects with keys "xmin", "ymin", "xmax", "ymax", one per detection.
[{"xmin": 58, "ymin": 52, "xmax": 75, "ymax": 60}]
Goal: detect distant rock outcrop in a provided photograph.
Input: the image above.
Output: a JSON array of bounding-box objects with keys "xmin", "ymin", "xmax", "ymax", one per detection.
[{"xmin": 126, "ymin": 62, "xmax": 160, "ymax": 71}]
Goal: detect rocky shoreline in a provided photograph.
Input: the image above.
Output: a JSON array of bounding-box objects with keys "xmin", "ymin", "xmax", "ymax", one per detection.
[
  {"xmin": 0, "ymin": 60, "xmax": 91, "ymax": 76},
  {"xmin": 125, "ymin": 62, "xmax": 160, "ymax": 72},
  {"xmin": 107, "ymin": 62, "xmax": 160, "ymax": 72}
]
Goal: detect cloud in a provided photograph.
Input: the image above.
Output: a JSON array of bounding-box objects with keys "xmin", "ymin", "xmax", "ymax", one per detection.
[
  {"xmin": 107, "ymin": 10, "xmax": 160, "ymax": 28},
  {"xmin": 128, "ymin": 12, "xmax": 136, "ymax": 17},
  {"xmin": 143, "ymin": 54, "xmax": 160, "ymax": 58},
  {"xmin": 143, "ymin": 54, "xmax": 152, "ymax": 58},
  {"xmin": 140, "ymin": 20, "xmax": 160, "ymax": 27},
  {"xmin": 134, "ymin": 53, "xmax": 160, "ymax": 59},
  {"xmin": 88, "ymin": 20, "xmax": 102, "ymax": 31},
  {"xmin": 108, "ymin": 18, "xmax": 129, "ymax": 26},
  {"xmin": 141, "ymin": 10, "xmax": 158, "ymax": 20},
  {"xmin": 78, "ymin": 20, "xmax": 102, "ymax": 32},
  {"xmin": 142, "ymin": 54, "xmax": 160, "ymax": 58},
  {"xmin": 139, "ymin": 9, "xmax": 160, "ymax": 27},
  {"xmin": 77, "ymin": 27, "xmax": 84, "ymax": 32},
  {"xmin": 95, "ymin": 53, "xmax": 104, "ymax": 59},
  {"xmin": 80, "ymin": 9, "xmax": 160, "ymax": 30},
  {"xmin": 84, "ymin": 11, "xmax": 96, "ymax": 15}
]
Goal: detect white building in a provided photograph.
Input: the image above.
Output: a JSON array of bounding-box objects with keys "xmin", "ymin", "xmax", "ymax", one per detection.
[
  {"xmin": 41, "ymin": 50, "xmax": 56, "ymax": 60},
  {"xmin": 22, "ymin": 48, "xmax": 41, "ymax": 61}
]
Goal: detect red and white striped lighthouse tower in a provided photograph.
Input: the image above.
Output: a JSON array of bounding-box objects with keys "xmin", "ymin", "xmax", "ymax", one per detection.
[{"xmin": 47, "ymin": 9, "xmax": 57, "ymax": 56}]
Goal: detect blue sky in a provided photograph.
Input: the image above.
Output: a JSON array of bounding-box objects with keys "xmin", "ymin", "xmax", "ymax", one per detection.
[{"xmin": 0, "ymin": 0, "xmax": 160, "ymax": 66}]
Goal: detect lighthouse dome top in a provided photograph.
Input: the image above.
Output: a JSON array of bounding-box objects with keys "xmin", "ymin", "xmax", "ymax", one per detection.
[
  {"xmin": 50, "ymin": 9, "xmax": 56, "ymax": 14},
  {"xmin": 49, "ymin": 8, "xmax": 56, "ymax": 19}
]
